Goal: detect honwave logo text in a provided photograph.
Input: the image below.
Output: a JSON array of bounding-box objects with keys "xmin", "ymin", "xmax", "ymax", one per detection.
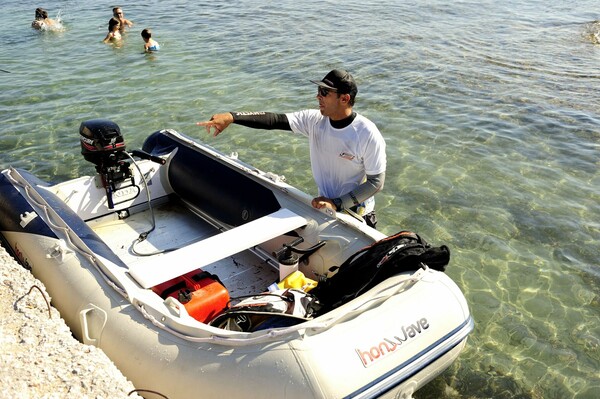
[
  {"xmin": 14, "ymin": 242, "xmax": 32, "ymax": 269},
  {"xmin": 356, "ymin": 317, "xmax": 429, "ymax": 367}
]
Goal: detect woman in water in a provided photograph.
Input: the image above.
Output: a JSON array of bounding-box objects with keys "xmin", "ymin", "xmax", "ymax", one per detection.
[{"xmin": 103, "ymin": 18, "xmax": 122, "ymax": 44}]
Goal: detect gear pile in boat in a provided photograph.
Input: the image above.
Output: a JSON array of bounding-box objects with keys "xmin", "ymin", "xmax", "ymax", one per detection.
[{"xmin": 147, "ymin": 231, "xmax": 451, "ymax": 332}]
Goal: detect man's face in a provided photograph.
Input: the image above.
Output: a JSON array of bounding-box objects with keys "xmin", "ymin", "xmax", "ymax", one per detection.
[
  {"xmin": 316, "ymin": 86, "xmax": 350, "ymax": 119},
  {"xmin": 317, "ymin": 87, "xmax": 339, "ymax": 117}
]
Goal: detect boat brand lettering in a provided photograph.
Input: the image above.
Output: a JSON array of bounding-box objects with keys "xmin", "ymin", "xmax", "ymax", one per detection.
[
  {"xmin": 80, "ymin": 135, "xmax": 94, "ymax": 145},
  {"xmin": 356, "ymin": 317, "xmax": 430, "ymax": 367},
  {"xmin": 113, "ymin": 186, "xmax": 138, "ymax": 199},
  {"xmin": 14, "ymin": 242, "xmax": 32, "ymax": 269},
  {"xmin": 234, "ymin": 112, "xmax": 267, "ymax": 116}
]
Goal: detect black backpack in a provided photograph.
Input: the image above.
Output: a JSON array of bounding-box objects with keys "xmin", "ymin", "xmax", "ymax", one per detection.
[{"xmin": 310, "ymin": 231, "xmax": 450, "ymax": 314}]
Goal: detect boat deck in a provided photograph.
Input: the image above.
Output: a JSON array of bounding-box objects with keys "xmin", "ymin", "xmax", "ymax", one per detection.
[{"xmin": 89, "ymin": 201, "xmax": 280, "ymax": 298}]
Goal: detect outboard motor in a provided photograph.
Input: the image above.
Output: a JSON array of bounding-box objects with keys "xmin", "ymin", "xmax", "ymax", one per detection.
[{"xmin": 80, "ymin": 119, "xmax": 135, "ymax": 209}]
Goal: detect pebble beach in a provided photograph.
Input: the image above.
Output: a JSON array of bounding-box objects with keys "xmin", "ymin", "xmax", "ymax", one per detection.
[{"xmin": 0, "ymin": 244, "xmax": 142, "ymax": 399}]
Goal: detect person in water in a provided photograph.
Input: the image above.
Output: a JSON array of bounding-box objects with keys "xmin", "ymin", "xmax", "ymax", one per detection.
[
  {"xmin": 141, "ymin": 28, "xmax": 160, "ymax": 52},
  {"xmin": 113, "ymin": 7, "xmax": 133, "ymax": 32},
  {"xmin": 31, "ymin": 8, "xmax": 57, "ymax": 30},
  {"xmin": 103, "ymin": 18, "xmax": 121, "ymax": 43},
  {"xmin": 197, "ymin": 69, "xmax": 387, "ymax": 229}
]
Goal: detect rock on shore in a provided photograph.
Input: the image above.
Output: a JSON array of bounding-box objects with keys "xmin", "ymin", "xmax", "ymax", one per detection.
[{"xmin": 0, "ymin": 243, "xmax": 142, "ymax": 399}]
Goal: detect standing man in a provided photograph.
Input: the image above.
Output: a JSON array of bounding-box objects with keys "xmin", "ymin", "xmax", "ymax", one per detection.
[
  {"xmin": 112, "ymin": 7, "xmax": 133, "ymax": 32},
  {"xmin": 197, "ymin": 69, "xmax": 386, "ymax": 229}
]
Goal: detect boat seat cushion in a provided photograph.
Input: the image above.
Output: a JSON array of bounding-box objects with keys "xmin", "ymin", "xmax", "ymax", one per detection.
[{"xmin": 142, "ymin": 130, "xmax": 282, "ymax": 226}]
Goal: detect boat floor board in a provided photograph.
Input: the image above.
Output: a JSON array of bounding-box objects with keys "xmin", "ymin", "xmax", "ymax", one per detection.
[
  {"xmin": 130, "ymin": 208, "xmax": 306, "ymax": 288},
  {"xmin": 90, "ymin": 201, "xmax": 278, "ymax": 298}
]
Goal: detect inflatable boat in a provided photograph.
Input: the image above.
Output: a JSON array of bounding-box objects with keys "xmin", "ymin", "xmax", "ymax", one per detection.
[{"xmin": 0, "ymin": 120, "xmax": 473, "ymax": 399}]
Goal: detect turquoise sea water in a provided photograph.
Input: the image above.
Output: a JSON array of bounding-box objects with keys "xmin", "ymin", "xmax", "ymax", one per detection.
[{"xmin": 1, "ymin": 1, "xmax": 599, "ymax": 398}]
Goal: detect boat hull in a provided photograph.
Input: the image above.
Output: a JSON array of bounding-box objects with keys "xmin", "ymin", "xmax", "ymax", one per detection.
[{"xmin": 0, "ymin": 128, "xmax": 473, "ymax": 399}]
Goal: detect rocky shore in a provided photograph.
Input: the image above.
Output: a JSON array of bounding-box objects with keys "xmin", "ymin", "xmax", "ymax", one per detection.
[{"xmin": 0, "ymin": 244, "xmax": 142, "ymax": 399}]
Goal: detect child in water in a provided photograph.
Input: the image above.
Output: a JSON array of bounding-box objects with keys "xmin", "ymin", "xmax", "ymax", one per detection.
[
  {"xmin": 103, "ymin": 18, "xmax": 121, "ymax": 43},
  {"xmin": 141, "ymin": 28, "xmax": 160, "ymax": 52}
]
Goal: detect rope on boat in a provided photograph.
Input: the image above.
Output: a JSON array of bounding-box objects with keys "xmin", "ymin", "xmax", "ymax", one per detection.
[
  {"xmin": 5, "ymin": 168, "xmax": 129, "ymax": 300},
  {"xmin": 4, "ymin": 167, "xmax": 429, "ymax": 345},
  {"xmin": 137, "ymin": 268, "xmax": 428, "ymax": 345}
]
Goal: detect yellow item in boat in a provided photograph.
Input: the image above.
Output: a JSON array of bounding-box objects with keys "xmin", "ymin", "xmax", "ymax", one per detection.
[{"xmin": 277, "ymin": 271, "xmax": 317, "ymax": 292}]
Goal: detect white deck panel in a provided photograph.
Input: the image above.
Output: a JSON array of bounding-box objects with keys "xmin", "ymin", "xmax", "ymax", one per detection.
[{"xmin": 129, "ymin": 208, "xmax": 307, "ymax": 288}]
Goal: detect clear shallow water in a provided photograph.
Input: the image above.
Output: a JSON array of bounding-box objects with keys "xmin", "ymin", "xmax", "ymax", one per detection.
[{"xmin": 2, "ymin": 1, "xmax": 599, "ymax": 398}]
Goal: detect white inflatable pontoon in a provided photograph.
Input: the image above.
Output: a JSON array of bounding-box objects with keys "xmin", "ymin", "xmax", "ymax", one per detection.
[{"xmin": 0, "ymin": 120, "xmax": 473, "ymax": 399}]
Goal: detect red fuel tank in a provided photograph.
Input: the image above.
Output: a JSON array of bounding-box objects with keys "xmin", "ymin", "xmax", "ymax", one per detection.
[{"xmin": 151, "ymin": 269, "xmax": 230, "ymax": 323}]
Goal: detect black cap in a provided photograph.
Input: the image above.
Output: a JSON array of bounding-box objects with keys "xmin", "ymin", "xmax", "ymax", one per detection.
[{"xmin": 310, "ymin": 69, "xmax": 358, "ymax": 96}]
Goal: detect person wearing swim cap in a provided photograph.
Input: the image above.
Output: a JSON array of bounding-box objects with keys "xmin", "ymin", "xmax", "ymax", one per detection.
[{"xmin": 197, "ymin": 69, "xmax": 387, "ymax": 229}]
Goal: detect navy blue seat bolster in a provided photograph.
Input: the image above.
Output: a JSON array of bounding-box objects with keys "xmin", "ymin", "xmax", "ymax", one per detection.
[
  {"xmin": 142, "ymin": 131, "xmax": 282, "ymax": 227},
  {"xmin": 0, "ymin": 171, "xmax": 55, "ymax": 237},
  {"xmin": 0, "ymin": 170, "xmax": 127, "ymax": 268}
]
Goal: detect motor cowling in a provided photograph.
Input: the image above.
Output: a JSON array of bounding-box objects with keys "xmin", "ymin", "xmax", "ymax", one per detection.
[
  {"xmin": 79, "ymin": 119, "xmax": 133, "ymax": 209},
  {"xmin": 80, "ymin": 119, "xmax": 126, "ymax": 168}
]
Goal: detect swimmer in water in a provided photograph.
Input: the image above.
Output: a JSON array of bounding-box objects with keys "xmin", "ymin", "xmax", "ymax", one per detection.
[
  {"xmin": 113, "ymin": 7, "xmax": 133, "ymax": 33},
  {"xmin": 141, "ymin": 28, "xmax": 160, "ymax": 52},
  {"xmin": 103, "ymin": 18, "xmax": 122, "ymax": 43},
  {"xmin": 31, "ymin": 8, "xmax": 58, "ymax": 30}
]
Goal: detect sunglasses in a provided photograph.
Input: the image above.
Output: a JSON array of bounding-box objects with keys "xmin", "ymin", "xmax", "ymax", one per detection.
[{"xmin": 318, "ymin": 87, "xmax": 337, "ymax": 97}]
